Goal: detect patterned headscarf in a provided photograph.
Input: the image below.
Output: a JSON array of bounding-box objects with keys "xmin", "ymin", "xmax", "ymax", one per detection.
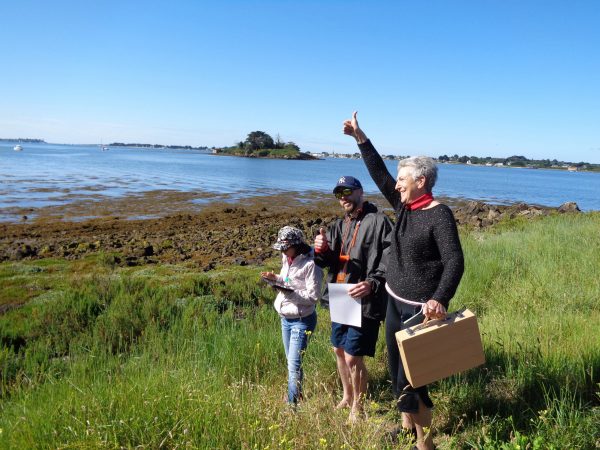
[{"xmin": 273, "ymin": 226, "xmax": 305, "ymax": 251}]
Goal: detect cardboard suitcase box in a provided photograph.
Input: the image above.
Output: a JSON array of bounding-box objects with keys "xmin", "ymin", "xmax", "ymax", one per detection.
[{"xmin": 395, "ymin": 308, "xmax": 485, "ymax": 388}]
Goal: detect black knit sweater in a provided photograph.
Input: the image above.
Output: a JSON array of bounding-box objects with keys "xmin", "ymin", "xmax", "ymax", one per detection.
[{"xmin": 358, "ymin": 140, "xmax": 464, "ymax": 308}]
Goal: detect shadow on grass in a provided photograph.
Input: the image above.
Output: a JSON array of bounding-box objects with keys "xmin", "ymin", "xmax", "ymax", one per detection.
[{"xmin": 435, "ymin": 346, "xmax": 599, "ymax": 441}]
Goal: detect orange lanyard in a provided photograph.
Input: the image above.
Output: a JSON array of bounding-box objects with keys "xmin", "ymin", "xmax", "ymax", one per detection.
[
  {"xmin": 336, "ymin": 220, "xmax": 360, "ymax": 282},
  {"xmin": 340, "ymin": 219, "xmax": 361, "ymax": 259}
]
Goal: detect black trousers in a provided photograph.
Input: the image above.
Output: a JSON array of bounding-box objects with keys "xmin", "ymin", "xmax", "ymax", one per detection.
[{"xmin": 385, "ymin": 297, "xmax": 434, "ymax": 411}]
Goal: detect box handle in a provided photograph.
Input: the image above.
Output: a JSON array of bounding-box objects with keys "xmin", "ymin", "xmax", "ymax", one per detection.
[{"xmin": 405, "ymin": 307, "xmax": 468, "ymax": 335}]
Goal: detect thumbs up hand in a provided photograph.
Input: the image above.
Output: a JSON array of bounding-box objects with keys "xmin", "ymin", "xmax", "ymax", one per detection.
[
  {"xmin": 342, "ymin": 111, "xmax": 368, "ymax": 144},
  {"xmin": 314, "ymin": 227, "xmax": 329, "ymax": 253},
  {"xmin": 343, "ymin": 111, "xmax": 359, "ymax": 137}
]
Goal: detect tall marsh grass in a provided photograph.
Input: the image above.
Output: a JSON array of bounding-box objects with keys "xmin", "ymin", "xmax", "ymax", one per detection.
[{"xmin": 1, "ymin": 213, "xmax": 599, "ymax": 448}]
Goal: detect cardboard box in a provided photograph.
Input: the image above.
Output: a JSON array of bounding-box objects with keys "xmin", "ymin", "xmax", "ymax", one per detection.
[{"xmin": 396, "ymin": 308, "xmax": 485, "ymax": 388}]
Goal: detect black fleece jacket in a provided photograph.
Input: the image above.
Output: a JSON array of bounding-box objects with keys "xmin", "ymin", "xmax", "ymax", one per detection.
[
  {"xmin": 358, "ymin": 139, "xmax": 464, "ymax": 308},
  {"xmin": 314, "ymin": 201, "xmax": 392, "ymax": 321}
]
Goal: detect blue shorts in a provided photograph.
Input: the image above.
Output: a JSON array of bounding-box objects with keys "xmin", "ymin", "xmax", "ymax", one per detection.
[{"xmin": 330, "ymin": 317, "xmax": 381, "ymax": 357}]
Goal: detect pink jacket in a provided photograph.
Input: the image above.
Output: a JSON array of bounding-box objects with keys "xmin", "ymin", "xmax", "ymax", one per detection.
[{"xmin": 274, "ymin": 252, "xmax": 322, "ymax": 318}]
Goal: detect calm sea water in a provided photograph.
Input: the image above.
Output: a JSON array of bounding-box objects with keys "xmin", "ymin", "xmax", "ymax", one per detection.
[{"xmin": 2, "ymin": 142, "xmax": 599, "ymax": 220}]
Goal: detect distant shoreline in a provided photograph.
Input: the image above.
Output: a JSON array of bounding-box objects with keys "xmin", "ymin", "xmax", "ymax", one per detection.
[
  {"xmin": 441, "ymin": 162, "xmax": 599, "ymax": 173},
  {"xmin": 2, "ymin": 140, "xmax": 598, "ymax": 168}
]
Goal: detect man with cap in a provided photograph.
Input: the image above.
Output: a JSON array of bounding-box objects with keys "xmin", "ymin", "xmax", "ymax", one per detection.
[{"xmin": 314, "ymin": 176, "xmax": 392, "ymax": 421}]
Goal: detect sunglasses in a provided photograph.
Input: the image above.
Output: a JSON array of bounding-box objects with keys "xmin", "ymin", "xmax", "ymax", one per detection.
[{"xmin": 334, "ymin": 188, "xmax": 355, "ymax": 199}]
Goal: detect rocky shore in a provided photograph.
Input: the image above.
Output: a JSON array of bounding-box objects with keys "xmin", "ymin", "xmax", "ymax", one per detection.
[{"xmin": 0, "ymin": 191, "xmax": 581, "ymax": 269}]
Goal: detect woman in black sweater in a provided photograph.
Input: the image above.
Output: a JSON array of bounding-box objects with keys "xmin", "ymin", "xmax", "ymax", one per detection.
[{"xmin": 344, "ymin": 112, "xmax": 464, "ymax": 450}]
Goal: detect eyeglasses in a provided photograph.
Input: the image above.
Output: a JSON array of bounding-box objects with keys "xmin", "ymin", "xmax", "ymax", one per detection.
[{"xmin": 335, "ymin": 188, "xmax": 354, "ymax": 199}]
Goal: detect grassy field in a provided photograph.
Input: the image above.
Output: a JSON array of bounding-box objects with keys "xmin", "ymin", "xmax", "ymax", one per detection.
[{"xmin": 0, "ymin": 213, "xmax": 599, "ymax": 449}]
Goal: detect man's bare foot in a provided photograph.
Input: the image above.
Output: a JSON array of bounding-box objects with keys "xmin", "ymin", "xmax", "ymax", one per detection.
[
  {"xmin": 347, "ymin": 406, "xmax": 364, "ymax": 424},
  {"xmin": 335, "ymin": 398, "xmax": 352, "ymax": 409}
]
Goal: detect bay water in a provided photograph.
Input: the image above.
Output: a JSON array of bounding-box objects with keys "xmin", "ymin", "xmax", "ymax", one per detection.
[{"xmin": 2, "ymin": 142, "xmax": 599, "ymax": 221}]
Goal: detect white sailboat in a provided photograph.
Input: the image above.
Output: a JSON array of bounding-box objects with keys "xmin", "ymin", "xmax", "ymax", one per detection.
[{"xmin": 13, "ymin": 145, "xmax": 23, "ymax": 152}]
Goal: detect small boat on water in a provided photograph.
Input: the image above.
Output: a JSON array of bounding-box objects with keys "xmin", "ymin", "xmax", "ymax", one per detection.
[
  {"xmin": 102, "ymin": 146, "xmax": 109, "ymax": 151},
  {"xmin": 13, "ymin": 145, "xmax": 23, "ymax": 152}
]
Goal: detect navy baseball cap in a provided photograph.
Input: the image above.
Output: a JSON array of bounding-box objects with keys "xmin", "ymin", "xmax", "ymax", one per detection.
[{"xmin": 333, "ymin": 176, "xmax": 362, "ymax": 193}]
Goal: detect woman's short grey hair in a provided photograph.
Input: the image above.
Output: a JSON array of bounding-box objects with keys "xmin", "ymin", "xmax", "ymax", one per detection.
[{"xmin": 397, "ymin": 156, "xmax": 438, "ymax": 192}]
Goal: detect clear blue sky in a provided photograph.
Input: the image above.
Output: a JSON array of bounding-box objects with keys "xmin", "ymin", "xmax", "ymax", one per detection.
[{"xmin": 2, "ymin": 1, "xmax": 599, "ymax": 163}]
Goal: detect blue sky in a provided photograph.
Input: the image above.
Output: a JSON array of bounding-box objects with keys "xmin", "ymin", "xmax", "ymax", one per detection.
[{"xmin": 1, "ymin": 1, "xmax": 599, "ymax": 163}]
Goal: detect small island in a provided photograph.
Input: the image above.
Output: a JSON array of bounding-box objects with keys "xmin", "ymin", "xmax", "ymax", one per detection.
[{"xmin": 213, "ymin": 131, "xmax": 318, "ymax": 160}]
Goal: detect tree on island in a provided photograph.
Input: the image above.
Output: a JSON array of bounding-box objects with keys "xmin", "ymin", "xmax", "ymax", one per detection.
[
  {"xmin": 239, "ymin": 131, "xmax": 300, "ymax": 154},
  {"xmin": 215, "ymin": 131, "xmax": 311, "ymax": 159},
  {"xmin": 244, "ymin": 131, "xmax": 274, "ymax": 152}
]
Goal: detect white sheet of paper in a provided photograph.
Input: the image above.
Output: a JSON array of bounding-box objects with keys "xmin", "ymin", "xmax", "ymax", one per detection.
[{"xmin": 328, "ymin": 283, "xmax": 362, "ymax": 327}]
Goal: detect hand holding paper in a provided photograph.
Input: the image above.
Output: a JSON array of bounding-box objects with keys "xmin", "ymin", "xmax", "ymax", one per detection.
[
  {"xmin": 328, "ymin": 283, "xmax": 362, "ymax": 327},
  {"xmin": 347, "ymin": 280, "xmax": 372, "ymax": 299}
]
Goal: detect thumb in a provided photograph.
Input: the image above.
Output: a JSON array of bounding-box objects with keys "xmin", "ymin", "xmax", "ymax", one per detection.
[
  {"xmin": 352, "ymin": 111, "xmax": 358, "ymax": 121},
  {"xmin": 319, "ymin": 227, "xmax": 327, "ymax": 237}
]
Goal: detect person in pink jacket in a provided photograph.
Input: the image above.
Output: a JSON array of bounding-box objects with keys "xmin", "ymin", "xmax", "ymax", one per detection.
[{"xmin": 261, "ymin": 226, "xmax": 323, "ymax": 405}]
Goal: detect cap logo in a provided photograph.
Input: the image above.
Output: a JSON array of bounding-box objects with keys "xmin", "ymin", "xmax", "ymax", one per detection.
[{"xmin": 338, "ymin": 177, "xmax": 346, "ymax": 184}]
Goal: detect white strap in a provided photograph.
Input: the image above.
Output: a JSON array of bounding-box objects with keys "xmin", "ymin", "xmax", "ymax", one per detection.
[{"xmin": 385, "ymin": 283, "xmax": 425, "ymax": 309}]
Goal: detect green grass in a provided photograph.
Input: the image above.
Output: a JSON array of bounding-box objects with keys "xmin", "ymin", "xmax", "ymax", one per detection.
[{"xmin": 1, "ymin": 213, "xmax": 599, "ymax": 448}]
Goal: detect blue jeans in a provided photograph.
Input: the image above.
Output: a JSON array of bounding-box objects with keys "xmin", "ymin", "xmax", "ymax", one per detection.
[{"xmin": 281, "ymin": 311, "xmax": 317, "ymax": 404}]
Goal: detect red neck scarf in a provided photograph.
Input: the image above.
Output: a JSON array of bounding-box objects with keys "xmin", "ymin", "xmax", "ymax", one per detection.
[{"xmin": 405, "ymin": 193, "xmax": 434, "ymax": 211}]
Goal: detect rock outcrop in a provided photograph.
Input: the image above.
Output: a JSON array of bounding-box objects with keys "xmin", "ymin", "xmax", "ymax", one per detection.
[{"xmin": 0, "ymin": 197, "xmax": 582, "ymax": 267}]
